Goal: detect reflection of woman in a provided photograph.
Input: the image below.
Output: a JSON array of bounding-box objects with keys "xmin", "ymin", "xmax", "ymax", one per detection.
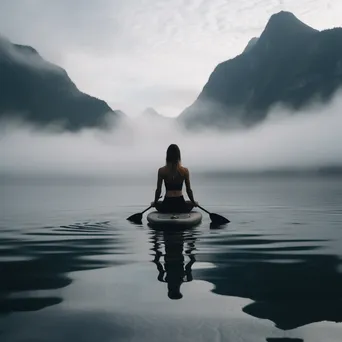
[
  {"xmin": 152, "ymin": 144, "xmax": 198, "ymax": 213},
  {"xmin": 151, "ymin": 229, "xmax": 197, "ymax": 300}
]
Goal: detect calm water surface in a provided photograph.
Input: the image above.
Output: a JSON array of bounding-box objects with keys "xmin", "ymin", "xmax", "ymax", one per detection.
[{"xmin": 1, "ymin": 176, "xmax": 342, "ymax": 342}]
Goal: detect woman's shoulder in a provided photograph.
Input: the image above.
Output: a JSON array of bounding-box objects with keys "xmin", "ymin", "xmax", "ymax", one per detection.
[
  {"xmin": 179, "ymin": 166, "xmax": 189, "ymax": 175},
  {"xmin": 158, "ymin": 166, "xmax": 167, "ymax": 174},
  {"xmin": 158, "ymin": 165, "xmax": 189, "ymax": 175}
]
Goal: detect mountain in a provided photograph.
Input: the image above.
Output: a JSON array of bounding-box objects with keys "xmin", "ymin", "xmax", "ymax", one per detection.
[
  {"xmin": 140, "ymin": 107, "xmax": 171, "ymax": 121},
  {"xmin": 178, "ymin": 11, "xmax": 342, "ymax": 129},
  {"xmin": 0, "ymin": 36, "xmax": 121, "ymax": 130},
  {"xmin": 243, "ymin": 37, "xmax": 259, "ymax": 53}
]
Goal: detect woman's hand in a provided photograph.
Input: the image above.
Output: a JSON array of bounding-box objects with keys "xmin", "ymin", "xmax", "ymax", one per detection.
[
  {"xmin": 151, "ymin": 196, "xmax": 162, "ymax": 207},
  {"xmin": 192, "ymin": 201, "xmax": 199, "ymax": 207}
]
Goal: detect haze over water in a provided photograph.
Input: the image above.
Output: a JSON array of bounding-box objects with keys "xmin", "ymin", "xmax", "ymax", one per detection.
[{"xmin": 1, "ymin": 88, "xmax": 342, "ymax": 177}]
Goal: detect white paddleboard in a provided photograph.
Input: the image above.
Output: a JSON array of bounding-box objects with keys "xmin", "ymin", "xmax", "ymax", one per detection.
[{"xmin": 147, "ymin": 211, "xmax": 202, "ymax": 226}]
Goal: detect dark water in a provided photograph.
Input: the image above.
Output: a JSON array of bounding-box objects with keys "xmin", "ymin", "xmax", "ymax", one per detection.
[{"xmin": 1, "ymin": 176, "xmax": 342, "ymax": 342}]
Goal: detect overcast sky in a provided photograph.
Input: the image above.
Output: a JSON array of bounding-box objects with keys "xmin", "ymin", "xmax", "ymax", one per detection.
[{"xmin": 0, "ymin": 0, "xmax": 341, "ymax": 116}]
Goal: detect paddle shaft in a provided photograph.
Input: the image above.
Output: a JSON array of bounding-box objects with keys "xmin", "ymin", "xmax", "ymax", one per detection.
[
  {"xmin": 197, "ymin": 205, "xmax": 211, "ymax": 215},
  {"xmin": 141, "ymin": 205, "xmax": 152, "ymax": 214},
  {"xmin": 141, "ymin": 196, "xmax": 163, "ymax": 214}
]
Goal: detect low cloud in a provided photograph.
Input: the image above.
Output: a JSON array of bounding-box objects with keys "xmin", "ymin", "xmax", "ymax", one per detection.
[{"xmin": 1, "ymin": 90, "xmax": 342, "ymax": 181}]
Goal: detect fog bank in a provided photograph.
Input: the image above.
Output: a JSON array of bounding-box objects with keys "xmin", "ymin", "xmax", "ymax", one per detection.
[{"xmin": 1, "ymin": 92, "xmax": 342, "ymax": 179}]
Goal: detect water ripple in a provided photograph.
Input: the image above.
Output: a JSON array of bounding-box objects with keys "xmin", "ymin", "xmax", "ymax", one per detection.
[{"xmin": 0, "ymin": 220, "xmax": 133, "ymax": 315}]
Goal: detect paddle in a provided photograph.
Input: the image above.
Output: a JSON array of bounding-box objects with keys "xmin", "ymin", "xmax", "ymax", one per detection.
[
  {"xmin": 197, "ymin": 205, "xmax": 230, "ymax": 225},
  {"xmin": 127, "ymin": 205, "xmax": 152, "ymax": 224},
  {"xmin": 127, "ymin": 196, "xmax": 162, "ymax": 224}
]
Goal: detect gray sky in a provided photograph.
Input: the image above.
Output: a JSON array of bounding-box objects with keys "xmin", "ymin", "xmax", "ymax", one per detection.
[{"xmin": 0, "ymin": 0, "xmax": 341, "ymax": 116}]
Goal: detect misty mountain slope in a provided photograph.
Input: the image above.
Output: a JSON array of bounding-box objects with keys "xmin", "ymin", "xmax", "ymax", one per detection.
[
  {"xmin": 178, "ymin": 11, "xmax": 342, "ymax": 129},
  {"xmin": 0, "ymin": 36, "xmax": 120, "ymax": 130},
  {"xmin": 140, "ymin": 107, "xmax": 172, "ymax": 121}
]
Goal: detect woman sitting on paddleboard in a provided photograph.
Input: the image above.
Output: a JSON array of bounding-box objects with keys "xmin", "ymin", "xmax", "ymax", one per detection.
[{"xmin": 152, "ymin": 144, "xmax": 198, "ymax": 213}]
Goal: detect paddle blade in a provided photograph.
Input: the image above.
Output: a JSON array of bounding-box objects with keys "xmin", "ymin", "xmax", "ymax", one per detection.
[
  {"xmin": 209, "ymin": 213, "xmax": 230, "ymax": 225},
  {"xmin": 127, "ymin": 213, "xmax": 143, "ymax": 224}
]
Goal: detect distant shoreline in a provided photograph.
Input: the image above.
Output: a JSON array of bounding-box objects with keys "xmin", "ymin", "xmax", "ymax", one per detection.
[
  {"xmin": 197, "ymin": 166, "xmax": 342, "ymax": 178},
  {"xmin": 1, "ymin": 166, "xmax": 341, "ymax": 186}
]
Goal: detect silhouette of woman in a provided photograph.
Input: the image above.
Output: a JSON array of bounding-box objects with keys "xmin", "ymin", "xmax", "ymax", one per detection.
[
  {"xmin": 152, "ymin": 144, "xmax": 198, "ymax": 213},
  {"xmin": 151, "ymin": 228, "xmax": 197, "ymax": 300}
]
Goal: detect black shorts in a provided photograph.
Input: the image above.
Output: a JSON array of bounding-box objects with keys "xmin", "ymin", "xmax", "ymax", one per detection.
[{"xmin": 156, "ymin": 196, "xmax": 193, "ymax": 213}]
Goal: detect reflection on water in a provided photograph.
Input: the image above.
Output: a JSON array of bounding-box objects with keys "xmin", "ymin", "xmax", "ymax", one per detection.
[
  {"xmin": 194, "ymin": 231, "xmax": 342, "ymax": 330},
  {"xmin": 148, "ymin": 223, "xmax": 342, "ymax": 331},
  {"xmin": 146, "ymin": 222, "xmax": 342, "ymax": 337},
  {"xmin": 0, "ymin": 221, "xmax": 128, "ymax": 315},
  {"xmin": 266, "ymin": 339, "xmax": 304, "ymax": 342},
  {"xmin": 149, "ymin": 227, "xmax": 198, "ymax": 300}
]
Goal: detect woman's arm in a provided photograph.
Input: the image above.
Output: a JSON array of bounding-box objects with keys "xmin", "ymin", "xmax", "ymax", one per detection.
[
  {"xmin": 185, "ymin": 168, "xmax": 196, "ymax": 204},
  {"xmin": 185, "ymin": 255, "xmax": 196, "ymax": 282},
  {"xmin": 153, "ymin": 250, "xmax": 166, "ymax": 282},
  {"xmin": 154, "ymin": 168, "xmax": 163, "ymax": 204}
]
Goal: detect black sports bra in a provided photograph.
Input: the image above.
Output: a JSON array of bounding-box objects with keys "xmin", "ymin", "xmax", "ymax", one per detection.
[{"xmin": 164, "ymin": 179, "xmax": 183, "ymax": 191}]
